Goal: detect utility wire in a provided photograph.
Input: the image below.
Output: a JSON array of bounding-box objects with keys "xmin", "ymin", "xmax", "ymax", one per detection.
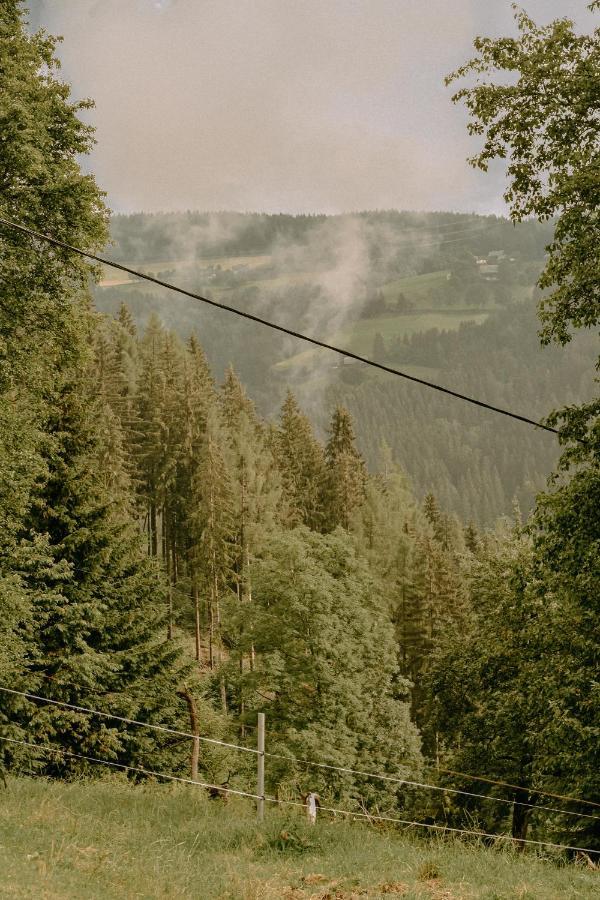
[
  {"xmin": 311, "ymin": 802, "xmax": 600, "ymax": 856},
  {"xmin": 231, "ymin": 719, "xmax": 600, "ymax": 813},
  {"xmin": 429, "ymin": 766, "xmax": 600, "ymax": 812},
  {"xmin": 3, "ymin": 735, "xmax": 599, "ymax": 857},
  {"xmin": 0, "ymin": 687, "xmax": 258, "ymax": 755},
  {"xmin": 0, "ymin": 736, "xmax": 259, "ymax": 799},
  {"xmin": 264, "ymin": 751, "xmax": 600, "ymax": 822},
  {"xmin": 370, "ymin": 221, "xmax": 505, "ymax": 251},
  {"xmin": 23, "ymin": 674, "xmax": 600, "ymax": 814},
  {"xmin": 0, "ymin": 217, "xmax": 561, "ymax": 438}
]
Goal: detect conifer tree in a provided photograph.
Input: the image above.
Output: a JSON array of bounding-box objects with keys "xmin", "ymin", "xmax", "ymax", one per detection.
[
  {"xmin": 0, "ymin": 4, "xmax": 187, "ymax": 777},
  {"xmin": 276, "ymin": 390, "xmax": 325, "ymax": 530},
  {"xmin": 0, "ymin": 0, "xmax": 109, "ymax": 753},
  {"xmin": 134, "ymin": 315, "xmax": 168, "ymax": 556},
  {"xmin": 189, "ymin": 411, "xmax": 235, "ymax": 677},
  {"xmin": 15, "ymin": 370, "xmax": 186, "ymax": 774},
  {"xmin": 323, "ymin": 405, "xmax": 367, "ymax": 530}
]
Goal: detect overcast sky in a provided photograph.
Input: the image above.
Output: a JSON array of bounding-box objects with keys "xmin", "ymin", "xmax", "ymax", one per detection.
[{"xmin": 27, "ymin": 1, "xmax": 596, "ymax": 215}]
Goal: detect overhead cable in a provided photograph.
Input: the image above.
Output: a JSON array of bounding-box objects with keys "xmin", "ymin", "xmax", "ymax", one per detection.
[
  {"xmin": 0, "ymin": 736, "xmax": 260, "ymax": 799},
  {"xmin": 0, "ymin": 686, "xmax": 258, "ymax": 755},
  {"xmin": 3, "ymin": 735, "xmax": 599, "ymax": 857},
  {"xmin": 264, "ymin": 751, "xmax": 600, "ymax": 822},
  {"xmin": 3, "ymin": 686, "xmax": 596, "ymax": 822},
  {"xmin": 431, "ymin": 766, "xmax": 600, "ymax": 811}
]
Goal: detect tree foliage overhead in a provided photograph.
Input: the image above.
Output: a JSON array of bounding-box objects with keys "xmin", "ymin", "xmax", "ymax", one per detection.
[
  {"xmin": 0, "ymin": 0, "xmax": 187, "ymax": 777},
  {"xmin": 446, "ymin": 2, "xmax": 599, "ymax": 457},
  {"xmin": 426, "ymin": 1, "xmax": 600, "ymax": 850}
]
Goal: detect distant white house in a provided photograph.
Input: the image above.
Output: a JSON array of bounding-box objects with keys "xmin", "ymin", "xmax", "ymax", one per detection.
[
  {"xmin": 478, "ymin": 263, "xmax": 499, "ymax": 280},
  {"xmin": 476, "ymin": 249, "xmax": 506, "ymax": 281}
]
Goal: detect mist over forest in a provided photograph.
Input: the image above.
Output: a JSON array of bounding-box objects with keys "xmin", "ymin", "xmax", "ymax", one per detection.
[{"xmin": 96, "ymin": 210, "xmax": 596, "ymax": 523}]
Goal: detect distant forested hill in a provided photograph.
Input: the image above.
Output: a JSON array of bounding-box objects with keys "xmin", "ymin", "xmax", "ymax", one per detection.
[
  {"xmin": 95, "ymin": 210, "xmax": 595, "ymax": 523},
  {"xmin": 320, "ymin": 302, "xmax": 596, "ymax": 523}
]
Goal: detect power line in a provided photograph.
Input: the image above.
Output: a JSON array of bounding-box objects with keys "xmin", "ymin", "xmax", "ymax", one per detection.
[
  {"xmin": 370, "ymin": 221, "xmax": 505, "ymax": 252},
  {"xmin": 389, "ymin": 218, "xmax": 503, "ymax": 233},
  {"xmin": 20, "ymin": 673, "xmax": 599, "ymax": 816},
  {"xmin": 0, "ymin": 686, "xmax": 258, "ymax": 755},
  {"xmin": 0, "ymin": 217, "xmax": 561, "ymax": 439},
  {"xmin": 429, "ymin": 766, "xmax": 600, "ymax": 812},
  {"xmin": 23, "ymin": 675, "xmax": 600, "ymax": 814},
  {"xmin": 223, "ymin": 716, "xmax": 600, "ymax": 814},
  {"xmin": 312, "ymin": 802, "xmax": 600, "ymax": 856},
  {"xmin": 3, "ymin": 735, "xmax": 599, "ymax": 857},
  {"xmin": 0, "ymin": 736, "xmax": 259, "ymax": 799}
]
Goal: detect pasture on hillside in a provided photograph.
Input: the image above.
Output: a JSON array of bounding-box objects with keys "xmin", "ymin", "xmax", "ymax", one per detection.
[{"xmin": 1, "ymin": 778, "xmax": 598, "ymax": 899}]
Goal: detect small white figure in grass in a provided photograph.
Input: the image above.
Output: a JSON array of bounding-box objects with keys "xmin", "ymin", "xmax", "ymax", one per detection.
[{"xmin": 304, "ymin": 791, "xmax": 321, "ymax": 825}]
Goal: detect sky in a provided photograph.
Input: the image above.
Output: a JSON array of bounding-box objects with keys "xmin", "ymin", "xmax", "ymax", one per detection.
[{"xmin": 26, "ymin": 0, "xmax": 596, "ymax": 216}]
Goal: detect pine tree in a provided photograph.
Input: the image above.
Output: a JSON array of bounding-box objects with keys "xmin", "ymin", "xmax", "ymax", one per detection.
[
  {"xmin": 134, "ymin": 315, "xmax": 168, "ymax": 556},
  {"xmin": 13, "ymin": 372, "xmax": 186, "ymax": 774},
  {"xmin": 190, "ymin": 414, "xmax": 235, "ymax": 682},
  {"xmin": 275, "ymin": 390, "xmax": 325, "ymax": 530},
  {"xmin": 0, "ymin": 0, "xmax": 109, "ymax": 754},
  {"xmin": 463, "ymin": 521, "xmax": 479, "ymax": 554},
  {"xmin": 323, "ymin": 405, "xmax": 367, "ymax": 530},
  {"xmin": 0, "ymin": 5, "xmax": 188, "ymax": 779}
]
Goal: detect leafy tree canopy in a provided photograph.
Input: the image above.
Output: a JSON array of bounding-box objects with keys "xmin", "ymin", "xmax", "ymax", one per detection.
[{"xmin": 447, "ymin": 2, "xmax": 599, "ymax": 458}]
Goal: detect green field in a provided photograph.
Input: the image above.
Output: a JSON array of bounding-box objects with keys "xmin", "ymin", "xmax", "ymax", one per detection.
[
  {"xmin": 1, "ymin": 777, "xmax": 597, "ymax": 899},
  {"xmin": 275, "ymin": 311, "xmax": 488, "ymax": 372},
  {"xmin": 381, "ymin": 270, "xmax": 451, "ymax": 307},
  {"xmin": 98, "ymin": 255, "xmax": 273, "ymax": 287}
]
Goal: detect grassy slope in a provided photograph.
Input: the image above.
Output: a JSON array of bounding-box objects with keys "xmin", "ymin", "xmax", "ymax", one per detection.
[
  {"xmin": 1, "ymin": 778, "xmax": 597, "ymax": 899},
  {"xmin": 380, "ymin": 271, "xmax": 451, "ymax": 307}
]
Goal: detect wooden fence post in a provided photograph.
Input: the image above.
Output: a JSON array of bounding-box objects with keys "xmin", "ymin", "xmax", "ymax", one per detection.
[{"xmin": 257, "ymin": 712, "xmax": 265, "ymax": 822}]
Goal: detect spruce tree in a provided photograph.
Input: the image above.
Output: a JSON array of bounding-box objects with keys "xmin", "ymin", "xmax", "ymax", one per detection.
[
  {"xmin": 189, "ymin": 411, "xmax": 235, "ymax": 676},
  {"xmin": 323, "ymin": 405, "xmax": 367, "ymax": 530},
  {"xmin": 276, "ymin": 390, "xmax": 325, "ymax": 530},
  {"xmin": 13, "ymin": 370, "xmax": 186, "ymax": 774},
  {"xmin": 0, "ymin": 0, "xmax": 109, "ymax": 757},
  {"xmin": 0, "ymin": 3, "xmax": 187, "ymax": 778}
]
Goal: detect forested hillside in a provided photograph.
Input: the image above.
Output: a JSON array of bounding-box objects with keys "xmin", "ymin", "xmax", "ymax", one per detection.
[{"xmin": 95, "ymin": 210, "xmax": 596, "ymax": 523}]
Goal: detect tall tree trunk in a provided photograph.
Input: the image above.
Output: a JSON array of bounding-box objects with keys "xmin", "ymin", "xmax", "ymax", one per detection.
[
  {"xmin": 192, "ymin": 576, "xmax": 201, "ymax": 664},
  {"xmin": 169, "ymin": 534, "xmax": 177, "ymax": 640},
  {"xmin": 512, "ymin": 787, "xmax": 533, "ymax": 849},
  {"xmin": 150, "ymin": 502, "xmax": 158, "ymax": 557},
  {"xmin": 164, "ymin": 512, "xmax": 173, "ymax": 640},
  {"xmin": 220, "ymin": 675, "xmax": 227, "ymax": 714},
  {"xmin": 208, "ymin": 585, "xmax": 214, "ymax": 670},
  {"xmin": 178, "ymin": 688, "xmax": 200, "ymax": 781}
]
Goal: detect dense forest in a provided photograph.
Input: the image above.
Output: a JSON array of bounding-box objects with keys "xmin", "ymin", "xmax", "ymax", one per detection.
[{"xmin": 0, "ymin": 0, "xmax": 598, "ymax": 865}]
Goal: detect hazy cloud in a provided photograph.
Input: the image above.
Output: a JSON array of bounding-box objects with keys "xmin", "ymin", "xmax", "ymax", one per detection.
[{"xmin": 26, "ymin": 0, "xmax": 596, "ymax": 214}]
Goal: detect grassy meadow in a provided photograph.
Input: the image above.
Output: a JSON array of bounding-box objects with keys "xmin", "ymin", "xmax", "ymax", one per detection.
[
  {"xmin": 1, "ymin": 777, "xmax": 597, "ymax": 899},
  {"xmin": 273, "ymin": 310, "xmax": 488, "ymax": 373}
]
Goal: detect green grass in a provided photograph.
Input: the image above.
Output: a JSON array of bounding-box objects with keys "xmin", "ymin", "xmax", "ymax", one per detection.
[
  {"xmin": 0, "ymin": 777, "xmax": 597, "ymax": 899},
  {"xmin": 380, "ymin": 270, "xmax": 451, "ymax": 307},
  {"xmin": 98, "ymin": 256, "xmax": 273, "ymax": 287},
  {"xmin": 274, "ymin": 311, "xmax": 488, "ymax": 372}
]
